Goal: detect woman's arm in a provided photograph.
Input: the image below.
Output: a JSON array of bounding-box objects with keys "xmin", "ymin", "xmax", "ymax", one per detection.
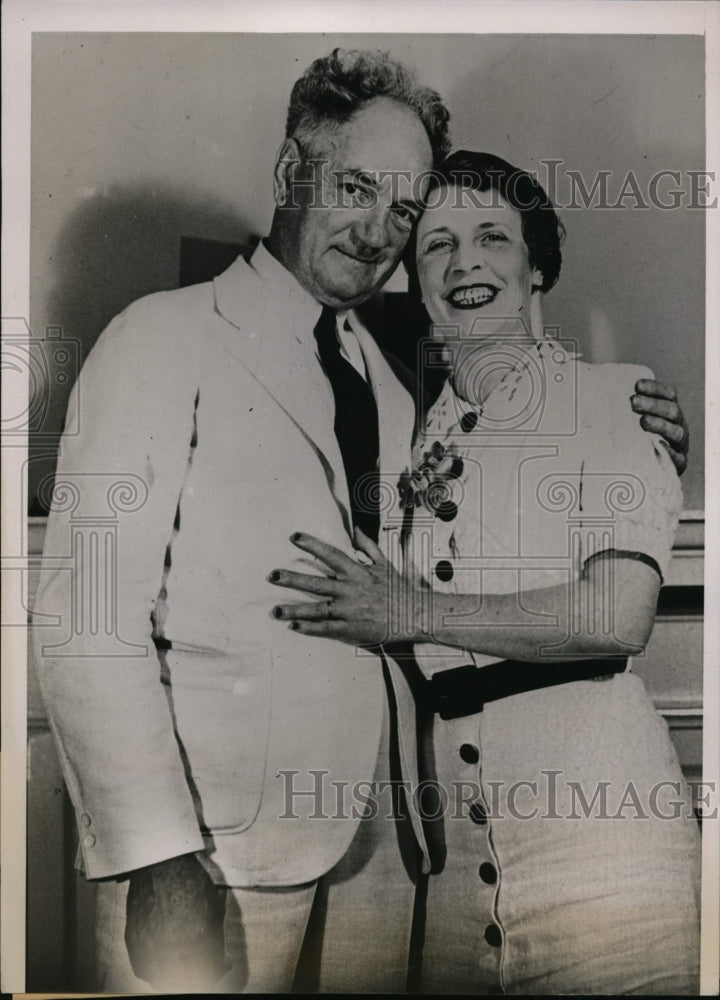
[
  {"xmin": 268, "ymin": 532, "xmax": 661, "ymax": 663},
  {"xmin": 414, "ymin": 554, "xmax": 659, "ymax": 661}
]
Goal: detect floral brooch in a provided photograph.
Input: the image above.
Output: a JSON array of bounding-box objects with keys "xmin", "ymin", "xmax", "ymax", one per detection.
[{"xmin": 398, "ymin": 441, "xmax": 464, "ymax": 520}]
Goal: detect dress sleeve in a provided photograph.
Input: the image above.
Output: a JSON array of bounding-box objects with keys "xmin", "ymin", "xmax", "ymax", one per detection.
[{"xmin": 575, "ymin": 363, "xmax": 683, "ymax": 581}]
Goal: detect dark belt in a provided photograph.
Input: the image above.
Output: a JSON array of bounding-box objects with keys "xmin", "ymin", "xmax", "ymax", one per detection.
[{"xmin": 423, "ymin": 657, "xmax": 629, "ymax": 721}]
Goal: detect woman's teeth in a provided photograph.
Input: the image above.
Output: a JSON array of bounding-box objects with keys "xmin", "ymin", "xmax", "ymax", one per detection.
[{"xmin": 447, "ymin": 285, "xmax": 498, "ymax": 308}]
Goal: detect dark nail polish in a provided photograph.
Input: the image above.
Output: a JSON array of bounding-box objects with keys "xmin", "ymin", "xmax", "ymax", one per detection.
[
  {"xmin": 271, "ymin": 606, "xmax": 283, "ymax": 619},
  {"xmin": 289, "ymin": 621, "xmax": 299, "ymax": 631},
  {"xmin": 269, "ymin": 570, "xmax": 281, "ymax": 582},
  {"xmin": 291, "ymin": 532, "xmax": 302, "ymax": 543}
]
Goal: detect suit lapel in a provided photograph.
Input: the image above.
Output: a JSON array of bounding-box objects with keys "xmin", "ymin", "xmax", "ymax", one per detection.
[
  {"xmin": 213, "ymin": 257, "xmax": 415, "ymax": 557},
  {"xmin": 213, "ymin": 256, "xmax": 352, "ymax": 523}
]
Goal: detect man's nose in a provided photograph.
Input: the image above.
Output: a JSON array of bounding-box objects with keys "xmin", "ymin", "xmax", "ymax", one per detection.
[{"xmin": 352, "ymin": 205, "xmax": 391, "ymax": 252}]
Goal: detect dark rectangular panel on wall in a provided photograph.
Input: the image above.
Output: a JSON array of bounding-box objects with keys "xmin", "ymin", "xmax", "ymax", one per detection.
[{"xmin": 179, "ymin": 236, "xmax": 254, "ymax": 288}]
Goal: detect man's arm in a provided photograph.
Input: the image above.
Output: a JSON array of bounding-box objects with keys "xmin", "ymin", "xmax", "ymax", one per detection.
[
  {"xmin": 33, "ymin": 302, "xmax": 205, "ymax": 876},
  {"xmin": 33, "ymin": 299, "xmax": 229, "ymax": 987},
  {"xmin": 632, "ymin": 378, "xmax": 689, "ymax": 474},
  {"xmin": 385, "ymin": 361, "xmax": 691, "ymax": 472}
]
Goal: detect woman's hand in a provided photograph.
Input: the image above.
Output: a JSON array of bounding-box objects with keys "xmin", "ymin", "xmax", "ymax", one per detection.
[{"xmin": 268, "ymin": 529, "xmax": 425, "ymax": 647}]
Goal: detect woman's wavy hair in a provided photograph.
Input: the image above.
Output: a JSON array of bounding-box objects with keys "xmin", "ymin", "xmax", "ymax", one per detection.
[
  {"xmin": 286, "ymin": 48, "xmax": 451, "ymax": 166},
  {"xmin": 404, "ymin": 149, "xmax": 565, "ymax": 295}
]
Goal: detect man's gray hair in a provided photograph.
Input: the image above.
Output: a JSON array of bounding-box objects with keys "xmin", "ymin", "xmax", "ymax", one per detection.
[{"xmin": 286, "ymin": 48, "xmax": 451, "ymax": 166}]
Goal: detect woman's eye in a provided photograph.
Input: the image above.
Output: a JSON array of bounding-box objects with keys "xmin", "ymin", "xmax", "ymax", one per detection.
[
  {"xmin": 481, "ymin": 231, "xmax": 508, "ymax": 244},
  {"xmin": 425, "ymin": 238, "xmax": 454, "ymax": 253}
]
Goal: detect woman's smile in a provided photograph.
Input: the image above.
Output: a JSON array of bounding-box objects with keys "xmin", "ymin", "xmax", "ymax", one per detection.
[{"xmin": 445, "ymin": 283, "xmax": 500, "ymax": 309}]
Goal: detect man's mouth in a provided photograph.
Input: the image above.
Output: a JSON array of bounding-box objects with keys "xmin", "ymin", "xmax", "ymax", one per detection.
[
  {"xmin": 334, "ymin": 247, "xmax": 381, "ymax": 266},
  {"xmin": 446, "ymin": 284, "xmax": 499, "ymax": 309}
]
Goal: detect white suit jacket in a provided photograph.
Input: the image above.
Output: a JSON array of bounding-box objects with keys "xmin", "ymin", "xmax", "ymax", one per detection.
[{"xmin": 33, "ymin": 249, "xmax": 427, "ymax": 886}]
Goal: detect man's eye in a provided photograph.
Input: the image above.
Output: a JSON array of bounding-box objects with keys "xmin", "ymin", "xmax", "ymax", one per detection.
[
  {"xmin": 343, "ymin": 182, "xmax": 373, "ymax": 206},
  {"xmin": 387, "ymin": 206, "xmax": 411, "ymax": 227}
]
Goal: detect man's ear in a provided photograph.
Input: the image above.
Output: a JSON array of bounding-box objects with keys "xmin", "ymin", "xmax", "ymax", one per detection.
[{"xmin": 273, "ymin": 138, "xmax": 302, "ymax": 207}]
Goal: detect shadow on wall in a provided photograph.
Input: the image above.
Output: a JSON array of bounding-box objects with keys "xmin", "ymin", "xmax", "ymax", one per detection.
[{"xmin": 29, "ymin": 182, "xmax": 257, "ymax": 514}]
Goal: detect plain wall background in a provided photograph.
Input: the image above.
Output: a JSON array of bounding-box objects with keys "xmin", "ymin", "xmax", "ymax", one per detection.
[{"xmin": 30, "ymin": 32, "xmax": 705, "ymax": 510}]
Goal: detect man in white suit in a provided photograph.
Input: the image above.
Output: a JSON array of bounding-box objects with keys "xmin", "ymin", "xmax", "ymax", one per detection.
[{"xmin": 33, "ymin": 48, "xmax": 689, "ymax": 993}]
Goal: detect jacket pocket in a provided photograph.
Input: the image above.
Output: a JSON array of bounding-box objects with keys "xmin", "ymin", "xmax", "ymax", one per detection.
[{"xmin": 164, "ymin": 646, "xmax": 273, "ymax": 832}]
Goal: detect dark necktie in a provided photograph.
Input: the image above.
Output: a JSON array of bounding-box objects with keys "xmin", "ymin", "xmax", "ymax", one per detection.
[{"xmin": 313, "ymin": 306, "xmax": 380, "ymax": 543}]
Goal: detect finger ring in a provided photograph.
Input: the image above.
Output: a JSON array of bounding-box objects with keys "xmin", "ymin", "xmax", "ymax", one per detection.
[{"xmin": 324, "ymin": 599, "xmax": 334, "ymax": 619}]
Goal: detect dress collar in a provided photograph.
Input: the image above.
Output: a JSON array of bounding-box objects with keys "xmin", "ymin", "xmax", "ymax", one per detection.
[{"xmin": 426, "ymin": 337, "xmax": 580, "ymax": 437}]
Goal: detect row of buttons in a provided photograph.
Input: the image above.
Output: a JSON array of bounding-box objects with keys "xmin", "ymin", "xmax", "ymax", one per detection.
[
  {"xmin": 427, "ymin": 422, "xmax": 474, "ymax": 564},
  {"xmin": 460, "ymin": 742, "xmax": 502, "ymax": 949}
]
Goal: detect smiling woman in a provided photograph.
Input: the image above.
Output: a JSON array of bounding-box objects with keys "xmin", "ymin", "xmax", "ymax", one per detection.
[
  {"xmin": 410, "ymin": 151, "xmax": 564, "ymax": 404},
  {"xmin": 270, "ymin": 149, "xmax": 701, "ymax": 995}
]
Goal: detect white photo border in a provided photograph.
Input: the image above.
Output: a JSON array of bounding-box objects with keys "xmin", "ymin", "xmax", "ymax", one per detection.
[{"xmin": 2, "ymin": 1, "xmax": 718, "ymax": 995}]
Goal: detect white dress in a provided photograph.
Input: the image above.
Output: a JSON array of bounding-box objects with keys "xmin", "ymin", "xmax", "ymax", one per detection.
[{"xmin": 409, "ymin": 339, "xmax": 700, "ymax": 995}]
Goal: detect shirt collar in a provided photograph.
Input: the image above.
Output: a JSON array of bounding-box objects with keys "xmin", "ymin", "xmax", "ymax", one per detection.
[{"xmin": 249, "ymin": 242, "xmax": 373, "ymax": 364}]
